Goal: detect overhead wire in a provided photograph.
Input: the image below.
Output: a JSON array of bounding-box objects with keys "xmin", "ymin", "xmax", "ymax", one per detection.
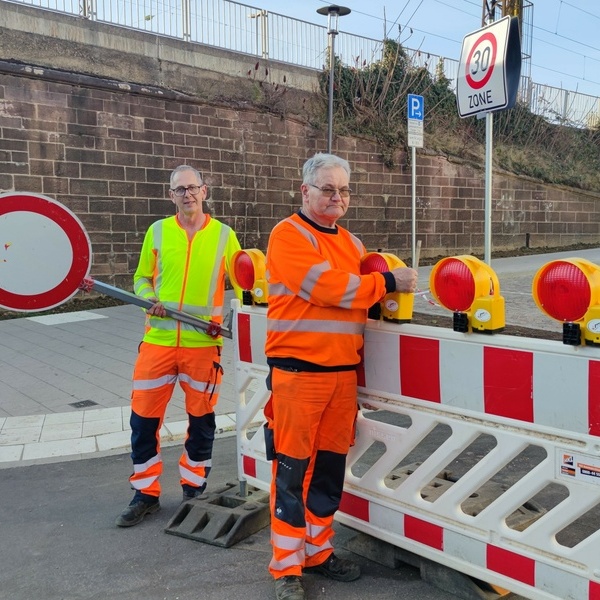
[{"xmin": 311, "ymin": 0, "xmax": 600, "ymax": 93}]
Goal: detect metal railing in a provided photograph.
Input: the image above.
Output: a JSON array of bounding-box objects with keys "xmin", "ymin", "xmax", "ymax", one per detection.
[{"xmin": 5, "ymin": 0, "xmax": 600, "ymax": 128}]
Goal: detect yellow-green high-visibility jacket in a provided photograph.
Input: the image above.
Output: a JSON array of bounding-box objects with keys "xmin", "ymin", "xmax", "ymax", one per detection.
[{"xmin": 133, "ymin": 214, "xmax": 241, "ymax": 348}]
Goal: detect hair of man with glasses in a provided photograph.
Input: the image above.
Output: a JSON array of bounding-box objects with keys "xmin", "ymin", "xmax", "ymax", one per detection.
[
  {"xmin": 264, "ymin": 153, "xmax": 418, "ymax": 600},
  {"xmin": 302, "ymin": 153, "xmax": 350, "ymax": 185},
  {"xmin": 170, "ymin": 164, "xmax": 203, "ymax": 190}
]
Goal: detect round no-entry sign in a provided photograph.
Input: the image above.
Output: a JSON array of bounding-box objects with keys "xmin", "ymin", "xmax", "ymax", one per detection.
[{"xmin": 0, "ymin": 192, "xmax": 92, "ymax": 312}]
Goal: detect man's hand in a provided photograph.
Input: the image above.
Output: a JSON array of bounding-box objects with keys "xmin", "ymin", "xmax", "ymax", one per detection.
[
  {"xmin": 147, "ymin": 298, "xmax": 167, "ymax": 318},
  {"xmin": 390, "ymin": 267, "xmax": 418, "ymax": 293}
]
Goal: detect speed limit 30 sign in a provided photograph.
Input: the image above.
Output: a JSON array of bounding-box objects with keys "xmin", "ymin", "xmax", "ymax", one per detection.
[{"xmin": 456, "ymin": 16, "xmax": 521, "ymax": 118}]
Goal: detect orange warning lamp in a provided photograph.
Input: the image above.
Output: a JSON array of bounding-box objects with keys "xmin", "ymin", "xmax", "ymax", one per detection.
[
  {"xmin": 230, "ymin": 249, "xmax": 268, "ymax": 306},
  {"xmin": 532, "ymin": 258, "xmax": 600, "ymax": 346},
  {"xmin": 429, "ymin": 255, "xmax": 505, "ymax": 333},
  {"xmin": 360, "ymin": 252, "xmax": 414, "ymax": 323}
]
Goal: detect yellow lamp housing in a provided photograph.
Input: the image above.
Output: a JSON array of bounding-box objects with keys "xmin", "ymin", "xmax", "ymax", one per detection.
[
  {"xmin": 360, "ymin": 252, "xmax": 414, "ymax": 323},
  {"xmin": 429, "ymin": 255, "xmax": 505, "ymax": 333},
  {"xmin": 230, "ymin": 249, "xmax": 268, "ymax": 306},
  {"xmin": 532, "ymin": 258, "xmax": 600, "ymax": 346}
]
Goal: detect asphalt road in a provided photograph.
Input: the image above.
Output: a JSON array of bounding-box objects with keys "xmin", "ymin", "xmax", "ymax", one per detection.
[{"xmin": 0, "ymin": 437, "xmax": 465, "ymax": 600}]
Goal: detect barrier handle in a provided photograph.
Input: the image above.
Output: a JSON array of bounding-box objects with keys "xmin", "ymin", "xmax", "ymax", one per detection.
[{"xmin": 80, "ymin": 278, "xmax": 232, "ymax": 339}]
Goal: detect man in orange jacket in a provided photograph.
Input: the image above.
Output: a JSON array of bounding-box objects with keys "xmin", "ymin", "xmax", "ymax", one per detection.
[
  {"xmin": 265, "ymin": 153, "xmax": 418, "ymax": 600},
  {"xmin": 115, "ymin": 165, "xmax": 241, "ymax": 527}
]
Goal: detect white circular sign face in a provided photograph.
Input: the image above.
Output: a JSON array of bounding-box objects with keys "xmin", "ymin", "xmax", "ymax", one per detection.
[
  {"xmin": 465, "ymin": 32, "xmax": 497, "ymax": 91},
  {"xmin": 0, "ymin": 193, "xmax": 92, "ymax": 312}
]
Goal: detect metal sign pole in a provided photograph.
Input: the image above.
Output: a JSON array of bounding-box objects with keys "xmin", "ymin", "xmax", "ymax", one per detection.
[
  {"xmin": 484, "ymin": 112, "xmax": 493, "ymax": 265},
  {"xmin": 407, "ymin": 93, "xmax": 424, "ymax": 268},
  {"xmin": 456, "ymin": 15, "xmax": 521, "ymax": 267},
  {"xmin": 412, "ymin": 145, "xmax": 417, "ymax": 267}
]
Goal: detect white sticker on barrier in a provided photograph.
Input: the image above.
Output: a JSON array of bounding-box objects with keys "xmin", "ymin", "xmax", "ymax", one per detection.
[{"xmin": 558, "ymin": 449, "xmax": 600, "ymax": 485}]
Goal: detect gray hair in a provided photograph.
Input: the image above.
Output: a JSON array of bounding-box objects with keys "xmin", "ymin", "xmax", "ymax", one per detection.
[
  {"xmin": 170, "ymin": 165, "xmax": 203, "ymax": 188},
  {"xmin": 302, "ymin": 153, "xmax": 351, "ymax": 185}
]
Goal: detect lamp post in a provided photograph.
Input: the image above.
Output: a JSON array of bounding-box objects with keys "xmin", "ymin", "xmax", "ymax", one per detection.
[{"xmin": 317, "ymin": 5, "xmax": 351, "ymax": 153}]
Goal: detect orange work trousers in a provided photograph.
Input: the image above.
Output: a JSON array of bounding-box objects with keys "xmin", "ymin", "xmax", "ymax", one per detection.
[
  {"xmin": 267, "ymin": 367, "xmax": 358, "ymax": 579},
  {"xmin": 128, "ymin": 342, "xmax": 223, "ymax": 498}
]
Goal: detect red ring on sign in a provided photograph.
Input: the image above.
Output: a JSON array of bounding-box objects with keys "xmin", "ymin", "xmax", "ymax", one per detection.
[
  {"xmin": 0, "ymin": 193, "xmax": 91, "ymax": 311},
  {"xmin": 465, "ymin": 32, "xmax": 497, "ymax": 90}
]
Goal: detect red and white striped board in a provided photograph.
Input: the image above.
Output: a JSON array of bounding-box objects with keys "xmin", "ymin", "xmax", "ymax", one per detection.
[{"xmin": 359, "ymin": 325, "xmax": 600, "ymax": 437}]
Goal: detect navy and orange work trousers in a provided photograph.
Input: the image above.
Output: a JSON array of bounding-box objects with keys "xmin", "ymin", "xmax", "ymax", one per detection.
[
  {"xmin": 128, "ymin": 342, "xmax": 223, "ymax": 498},
  {"xmin": 267, "ymin": 367, "xmax": 358, "ymax": 579}
]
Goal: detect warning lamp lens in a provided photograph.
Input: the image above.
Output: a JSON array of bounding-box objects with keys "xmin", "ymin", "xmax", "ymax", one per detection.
[
  {"xmin": 433, "ymin": 258, "xmax": 475, "ymax": 312},
  {"xmin": 233, "ymin": 252, "xmax": 255, "ymax": 290},
  {"xmin": 535, "ymin": 261, "xmax": 591, "ymax": 322},
  {"xmin": 361, "ymin": 254, "xmax": 389, "ymax": 274}
]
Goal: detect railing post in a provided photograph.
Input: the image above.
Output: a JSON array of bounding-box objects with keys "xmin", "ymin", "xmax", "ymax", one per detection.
[
  {"xmin": 562, "ymin": 89, "xmax": 569, "ymax": 123},
  {"xmin": 182, "ymin": 0, "xmax": 191, "ymax": 42},
  {"xmin": 249, "ymin": 9, "xmax": 269, "ymax": 59},
  {"xmin": 80, "ymin": 0, "xmax": 96, "ymax": 19},
  {"xmin": 260, "ymin": 10, "xmax": 268, "ymax": 60}
]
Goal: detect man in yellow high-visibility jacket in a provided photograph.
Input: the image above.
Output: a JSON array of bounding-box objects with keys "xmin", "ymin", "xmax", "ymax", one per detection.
[{"xmin": 116, "ymin": 165, "xmax": 241, "ymax": 527}]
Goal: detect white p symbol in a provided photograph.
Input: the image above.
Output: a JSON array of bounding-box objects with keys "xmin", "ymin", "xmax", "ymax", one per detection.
[{"xmin": 411, "ymin": 97, "xmax": 421, "ymax": 118}]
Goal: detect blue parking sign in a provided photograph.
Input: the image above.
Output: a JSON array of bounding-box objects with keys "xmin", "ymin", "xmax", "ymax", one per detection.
[{"xmin": 407, "ymin": 94, "xmax": 424, "ymax": 121}]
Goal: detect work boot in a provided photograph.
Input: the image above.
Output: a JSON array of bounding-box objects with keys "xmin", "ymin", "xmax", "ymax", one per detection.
[
  {"xmin": 304, "ymin": 553, "xmax": 361, "ymax": 582},
  {"xmin": 182, "ymin": 484, "xmax": 206, "ymax": 502},
  {"xmin": 275, "ymin": 576, "xmax": 305, "ymax": 600},
  {"xmin": 115, "ymin": 496, "xmax": 160, "ymax": 527}
]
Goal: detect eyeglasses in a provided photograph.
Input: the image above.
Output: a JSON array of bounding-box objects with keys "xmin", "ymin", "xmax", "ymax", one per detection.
[
  {"xmin": 170, "ymin": 184, "xmax": 204, "ymax": 197},
  {"xmin": 308, "ymin": 184, "xmax": 352, "ymax": 199}
]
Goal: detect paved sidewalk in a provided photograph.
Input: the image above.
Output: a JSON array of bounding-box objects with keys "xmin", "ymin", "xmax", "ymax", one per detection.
[
  {"xmin": 0, "ymin": 301, "xmax": 242, "ymax": 463},
  {"xmin": 1, "ymin": 248, "xmax": 598, "ymax": 465}
]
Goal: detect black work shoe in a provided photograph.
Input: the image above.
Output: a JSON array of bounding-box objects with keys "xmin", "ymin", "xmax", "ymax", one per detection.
[
  {"xmin": 115, "ymin": 498, "xmax": 160, "ymax": 527},
  {"xmin": 304, "ymin": 553, "xmax": 361, "ymax": 582},
  {"xmin": 182, "ymin": 489, "xmax": 204, "ymax": 502},
  {"xmin": 275, "ymin": 576, "xmax": 305, "ymax": 600},
  {"xmin": 181, "ymin": 484, "xmax": 206, "ymax": 502}
]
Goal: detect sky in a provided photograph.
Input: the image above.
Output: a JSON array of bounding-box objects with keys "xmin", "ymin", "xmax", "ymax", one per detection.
[{"xmin": 247, "ymin": 0, "xmax": 600, "ymax": 99}]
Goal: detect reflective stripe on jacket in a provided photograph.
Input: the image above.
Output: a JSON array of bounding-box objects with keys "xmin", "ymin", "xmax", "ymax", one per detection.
[
  {"xmin": 134, "ymin": 214, "xmax": 241, "ymax": 348},
  {"xmin": 265, "ymin": 212, "xmax": 388, "ymax": 367}
]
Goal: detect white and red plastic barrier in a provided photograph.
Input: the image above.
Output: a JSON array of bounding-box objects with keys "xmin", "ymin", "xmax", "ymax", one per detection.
[{"xmin": 233, "ymin": 303, "xmax": 600, "ymax": 600}]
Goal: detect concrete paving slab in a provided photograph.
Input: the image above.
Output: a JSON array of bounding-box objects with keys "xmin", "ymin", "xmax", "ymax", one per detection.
[
  {"xmin": 21, "ymin": 436, "xmax": 98, "ymax": 461},
  {"xmin": 39, "ymin": 420, "xmax": 83, "ymax": 442},
  {"xmin": 26, "ymin": 310, "xmax": 108, "ymax": 325}
]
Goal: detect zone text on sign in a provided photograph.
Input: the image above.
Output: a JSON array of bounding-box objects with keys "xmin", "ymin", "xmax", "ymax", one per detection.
[{"xmin": 469, "ymin": 90, "xmax": 493, "ymax": 108}]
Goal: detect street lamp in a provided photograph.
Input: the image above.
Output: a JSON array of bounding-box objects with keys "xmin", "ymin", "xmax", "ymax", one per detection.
[{"xmin": 317, "ymin": 4, "xmax": 351, "ymax": 153}]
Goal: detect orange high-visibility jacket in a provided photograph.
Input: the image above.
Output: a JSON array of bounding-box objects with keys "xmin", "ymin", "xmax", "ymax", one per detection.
[
  {"xmin": 134, "ymin": 214, "xmax": 241, "ymax": 348},
  {"xmin": 265, "ymin": 212, "xmax": 392, "ymax": 368}
]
